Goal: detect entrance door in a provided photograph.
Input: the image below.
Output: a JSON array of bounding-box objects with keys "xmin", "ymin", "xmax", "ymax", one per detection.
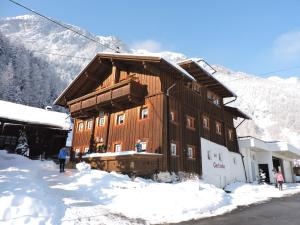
[
  {"xmin": 258, "ymin": 164, "xmax": 270, "ymax": 183},
  {"xmin": 272, "ymin": 157, "xmax": 282, "ymax": 172}
]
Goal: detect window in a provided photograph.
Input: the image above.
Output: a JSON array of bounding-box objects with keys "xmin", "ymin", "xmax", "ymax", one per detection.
[
  {"xmin": 140, "ymin": 107, "xmax": 149, "ymax": 119},
  {"xmin": 116, "ymin": 114, "xmax": 125, "ymax": 125},
  {"xmin": 140, "ymin": 141, "xmax": 147, "ymax": 151},
  {"xmin": 78, "ymin": 122, "xmax": 84, "ymax": 132},
  {"xmin": 87, "ymin": 120, "xmax": 93, "ymax": 130},
  {"xmin": 207, "ymin": 91, "xmax": 220, "ymax": 106},
  {"xmin": 99, "ymin": 116, "xmax": 105, "ymax": 126},
  {"xmin": 216, "ymin": 121, "xmax": 222, "ymax": 135},
  {"xmin": 207, "ymin": 150, "xmax": 212, "ymax": 160},
  {"xmin": 228, "ymin": 129, "xmax": 234, "ymax": 141},
  {"xmin": 192, "ymin": 82, "xmax": 202, "ymax": 94},
  {"xmin": 115, "ymin": 144, "xmax": 122, "ymax": 152},
  {"xmin": 203, "ymin": 116, "xmax": 210, "ymax": 129},
  {"xmin": 187, "ymin": 146, "xmax": 194, "ymax": 159},
  {"xmin": 170, "ymin": 111, "xmax": 175, "ymax": 122},
  {"xmin": 186, "ymin": 116, "xmax": 195, "ymax": 129},
  {"xmin": 171, "ymin": 143, "xmax": 177, "ymax": 156},
  {"xmin": 84, "ymin": 147, "xmax": 89, "ymax": 153}
]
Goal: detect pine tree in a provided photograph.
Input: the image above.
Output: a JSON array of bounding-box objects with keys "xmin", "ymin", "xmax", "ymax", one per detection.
[{"xmin": 15, "ymin": 129, "xmax": 30, "ymax": 157}]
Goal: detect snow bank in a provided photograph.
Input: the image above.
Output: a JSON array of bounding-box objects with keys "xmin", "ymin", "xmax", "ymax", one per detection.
[
  {"xmin": 76, "ymin": 162, "xmax": 91, "ymax": 172},
  {"xmin": 1, "ymin": 150, "xmax": 300, "ymax": 225},
  {"xmin": 0, "ymin": 100, "xmax": 70, "ymax": 130}
]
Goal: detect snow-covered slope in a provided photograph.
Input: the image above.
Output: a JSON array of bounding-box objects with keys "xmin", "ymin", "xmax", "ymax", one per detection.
[
  {"xmin": 214, "ymin": 66, "xmax": 300, "ymax": 148},
  {"xmin": 0, "ymin": 15, "xmax": 299, "ymax": 147}
]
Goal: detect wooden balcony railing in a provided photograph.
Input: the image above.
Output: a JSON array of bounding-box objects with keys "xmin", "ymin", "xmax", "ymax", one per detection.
[{"xmin": 68, "ymin": 79, "xmax": 146, "ymax": 114}]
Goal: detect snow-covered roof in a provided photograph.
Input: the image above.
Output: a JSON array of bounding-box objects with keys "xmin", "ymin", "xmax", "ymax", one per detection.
[
  {"xmin": 239, "ymin": 136, "xmax": 300, "ymax": 159},
  {"xmin": 178, "ymin": 59, "xmax": 237, "ymax": 98},
  {"xmin": 0, "ymin": 100, "xmax": 70, "ymax": 130}
]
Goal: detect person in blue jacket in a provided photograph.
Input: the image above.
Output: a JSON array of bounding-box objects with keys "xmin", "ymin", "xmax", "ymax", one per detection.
[{"xmin": 58, "ymin": 147, "xmax": 68, "ymax": 172}]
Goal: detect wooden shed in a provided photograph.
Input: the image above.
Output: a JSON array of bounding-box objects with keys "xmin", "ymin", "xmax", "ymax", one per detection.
[{"xmin": 0, "ymin": 100, "xmax": 70, "ymax": 159}]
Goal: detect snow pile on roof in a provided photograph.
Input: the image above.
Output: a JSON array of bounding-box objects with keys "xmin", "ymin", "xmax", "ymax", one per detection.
[
  {"xmin": 1, "ymin": 150, "xmax": 300, "ymax": 225},
  {"xmin": 0, "ymin": 100, "xmax": 70, "ymax": 130}
]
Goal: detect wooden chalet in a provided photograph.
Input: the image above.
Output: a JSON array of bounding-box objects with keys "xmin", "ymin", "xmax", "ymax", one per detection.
[
  {"xmin": 54, "ymin": 53, "xmax": 249, "ymax": 176},
  {"xmin": 0, "ymin": 100, "xmax": 70, "ymax": 158}
]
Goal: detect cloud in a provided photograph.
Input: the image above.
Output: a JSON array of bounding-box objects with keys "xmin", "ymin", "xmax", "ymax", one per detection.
[
  {"xmin": 273, "ymin": 31, "xmax": 300, "ymax": 62},
  {"xmin": 131, "ymin": 39, "xmax": 162, "ymax": 52}
]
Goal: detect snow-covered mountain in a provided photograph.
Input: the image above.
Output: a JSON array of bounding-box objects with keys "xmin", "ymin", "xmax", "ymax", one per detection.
[
  {"xmin": 0, "ymin": 15, "xmax": 299, "ymax": 147},
  {"xmin": 214, "ymin": 66, "xmax": 300, "ymax": 148}
]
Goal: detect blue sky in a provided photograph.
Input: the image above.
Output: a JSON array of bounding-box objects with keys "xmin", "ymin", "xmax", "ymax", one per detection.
[{"xmin": 1, "ymin": 0, "xmax": 300, "ymax": 78}]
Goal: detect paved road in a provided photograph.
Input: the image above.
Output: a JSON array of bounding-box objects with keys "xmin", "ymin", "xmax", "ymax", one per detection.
[{"xmin": 174, "ymin": 193, "xmax": 300, "ymax": 225}]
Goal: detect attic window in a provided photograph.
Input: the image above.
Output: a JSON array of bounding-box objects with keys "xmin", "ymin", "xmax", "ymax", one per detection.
[{"xmin": 207, "ymin": 91, "xmax": 220, "ymax": 106}]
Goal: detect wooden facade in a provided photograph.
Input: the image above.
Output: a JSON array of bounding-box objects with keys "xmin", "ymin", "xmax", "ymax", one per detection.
[{"xmin": 55, "ymin": 53, "xmax": 249, "ymax": 175}]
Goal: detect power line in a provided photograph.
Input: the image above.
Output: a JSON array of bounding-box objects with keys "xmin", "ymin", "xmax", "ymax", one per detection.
[
  {"xmin": 216, "ymin": 65, "xmax": 300, "ymax": 84},
  {"xmin": 8, "ymin": 0, "xmax": 120, "ymax": 53},
  {"xmin": 258, "ymin": 65, "xmax": 300, "ymax": 76},
  {"xmin": 31, "ymin": 50, "xmax": 92, "ymax": 60}
]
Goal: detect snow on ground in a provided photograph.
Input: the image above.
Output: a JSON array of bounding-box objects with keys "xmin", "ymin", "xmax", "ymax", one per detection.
[{"xmin": 1, "ymin": 150, "xmax": 300, "ymax": 225}]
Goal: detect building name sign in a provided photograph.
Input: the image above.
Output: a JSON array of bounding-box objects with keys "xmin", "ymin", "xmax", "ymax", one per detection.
[{"xmin": 213, "ymin": 162, "xmax": 225, "ymax": 169}]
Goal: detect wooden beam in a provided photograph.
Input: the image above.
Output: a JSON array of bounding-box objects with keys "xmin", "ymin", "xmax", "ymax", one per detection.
[
  {"xmin": 84, "ymin": 72, "xmax": 99, "ymax": 82},
  {"xmin": 111, "ymin": 101, "xmax": 123, "ymax": 110}
]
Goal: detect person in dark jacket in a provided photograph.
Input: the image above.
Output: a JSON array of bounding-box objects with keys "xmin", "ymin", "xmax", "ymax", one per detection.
[
  {"xmin": 135, "ymin": 139, "xmax": 143, "ymax": 153},
  {"xmin": 58, "ymin": 147, "xmax": 68, "ymax": 172}
]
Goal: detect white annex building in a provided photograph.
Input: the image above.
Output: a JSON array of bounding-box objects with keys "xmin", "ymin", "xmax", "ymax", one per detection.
[
  {"xmin": 201, "ymin": 138, "xmax": 246, "ymax": 188},
  {"xmin": 239, "ymin": 136, "xmax": 300, "ymax": 183}
]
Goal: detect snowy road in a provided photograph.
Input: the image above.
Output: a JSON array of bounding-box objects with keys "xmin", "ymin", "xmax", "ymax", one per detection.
[{"xmin": 176, "ymin": 192, "xmax": 300, "ymax": 225}]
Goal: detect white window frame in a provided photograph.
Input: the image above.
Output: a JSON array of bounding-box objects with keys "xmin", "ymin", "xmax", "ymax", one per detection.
[
  {"xmin": 116, "ymin": 114, "xmax": 125, "ymax": 125},
  {"xmin": 171, "ymin": 143, "xmax": 177, "ymax": 156},
  {"xmin": 87, "ymin": 120, "xmax": 93, "ymax": 130},
  {"xmin": 140, "ymin": 107, "xmax": 149, "ymax": 119},
  {"xmin": 186, "ymin": 116, "xmax": 195, "ymax": 129},
  {"xmin": 170, "ymin": 111, "xmax": 175, "ymax": 121},
  {"xmin": 187, "ymin": 146, "xmax": 193, "ymax": 159},
  {"xmin": 140, "ymin": 141, "xmax": 147, "ymax": 151},
  {"xmin": 78, "ymin": 122, "xmax": 84, "ymax": 132},
  {"xmin": 99, "ymin": 116, "xmax": 105, "ymax": 126},
  {"xmin": 216, "ymin": 122, "xmax": 222, "ymax": 135},
  {"xmin": 203, "ymin": 116, "xmax": 209, "ymax": 129},
  {"xmin": 115, "ymin": 144, "xmax": 122, "ymax": 152}
]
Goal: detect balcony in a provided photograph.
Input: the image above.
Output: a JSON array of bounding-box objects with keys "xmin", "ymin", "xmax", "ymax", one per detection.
[{"xmin": 68, "ymin": 79, "xmax": 147, "ymax": 114}]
